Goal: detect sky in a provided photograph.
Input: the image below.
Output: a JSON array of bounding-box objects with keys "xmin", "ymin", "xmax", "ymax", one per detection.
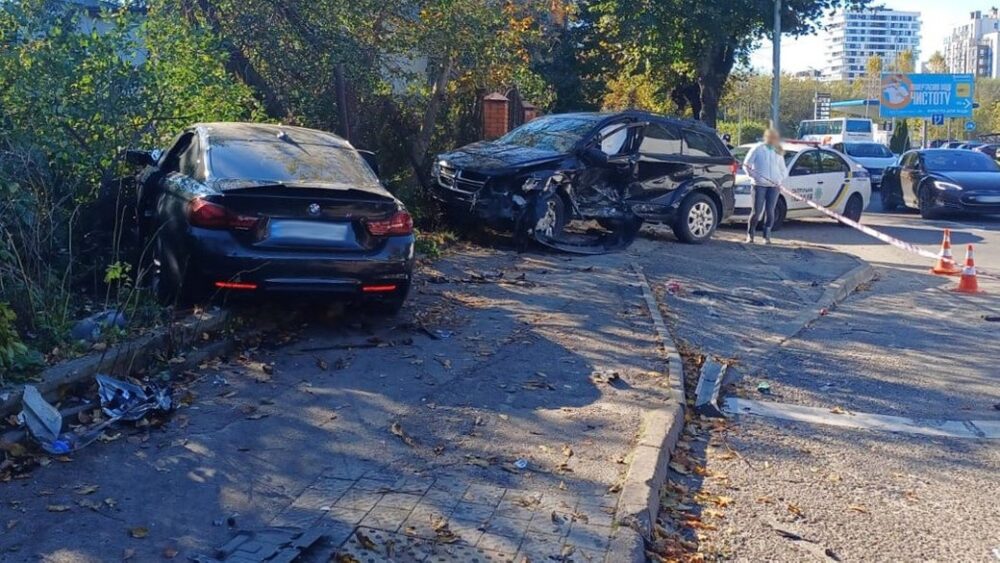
[{"xmin": 749, "ymin": 0, "xmax": 990, "ymax": 73}]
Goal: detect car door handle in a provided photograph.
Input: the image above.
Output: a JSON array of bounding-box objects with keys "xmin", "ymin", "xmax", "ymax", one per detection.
[{"xmin": 816, "ymin": 181, "xmax": 825, "ymax": 185}]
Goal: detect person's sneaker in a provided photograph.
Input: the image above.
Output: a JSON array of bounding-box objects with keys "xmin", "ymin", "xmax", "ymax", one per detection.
[
  {"xmin": 744, "ymin": 235, "xmax": 755, "ymax": 244},
  {"xmin": 764, "ymin": 236, "xmax": 772, "ymax": 245}
]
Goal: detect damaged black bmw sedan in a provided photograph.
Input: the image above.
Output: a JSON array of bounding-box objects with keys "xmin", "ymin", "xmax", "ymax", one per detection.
[
  {"xmin": 127, "ymin": 123, "xmax": 414, "ymax": 312},
  {"xmin": 432, "ymin": 111, "xmax": 737, "ymax": 252}
]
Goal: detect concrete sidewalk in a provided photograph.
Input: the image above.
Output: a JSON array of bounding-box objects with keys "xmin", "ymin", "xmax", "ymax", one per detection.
[{"xmin": 3, "ymin": 244, "xmax": 673, "ymax": 562}]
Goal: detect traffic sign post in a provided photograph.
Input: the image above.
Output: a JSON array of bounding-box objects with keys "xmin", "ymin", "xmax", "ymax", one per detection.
[
  {"xmin": 965, "ymin": 120, "xmax": 977, "ymax": 132},
  {"xmin": 879, "ymin": 73, "xmax": 975, "ymax": 119}
]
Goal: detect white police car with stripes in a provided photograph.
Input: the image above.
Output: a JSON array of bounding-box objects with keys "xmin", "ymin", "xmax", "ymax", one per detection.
[{"xmin": 728, "ymin": 142, "xmax": 872, "ymax": 230}]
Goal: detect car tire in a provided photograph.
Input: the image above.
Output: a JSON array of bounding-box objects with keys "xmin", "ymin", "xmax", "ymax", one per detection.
[
  {"xmin": 672, "ymin": 192, "xmax": 718, "ymax": 244},
  {"xmin": 880, "ymin": 188, "xmax": 899, "ymax": 212},
  {"xmin": 153, "ymin": 236, "xmax": 203, "ymax": 306},
  {"xmin": 367, "ymin": 281, "xmax": 410, "ymax": 316},
  {"xmin": 840, "ymin": 193, "xmax": 864, "ymax": 226},
  {"xmin": 918, "ymin": 186, "xmax": 941, "ymax": 220}
]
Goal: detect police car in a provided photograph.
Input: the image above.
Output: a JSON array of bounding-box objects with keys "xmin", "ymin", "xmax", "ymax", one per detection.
[{"xmin": 727, "ymin": 141, "xmax": 872, "ymax": 230}]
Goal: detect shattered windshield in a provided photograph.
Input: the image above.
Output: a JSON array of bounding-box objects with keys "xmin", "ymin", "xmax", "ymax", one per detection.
[
  {"xmin": 497, "ymin": 115, "xmax": 602, "ymax": 153},
  {"xmin": 208, "ymin": 135, "xmax": 379, "ymax": 188}
]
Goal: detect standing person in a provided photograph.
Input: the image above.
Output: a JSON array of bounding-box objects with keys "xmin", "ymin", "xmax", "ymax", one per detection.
[{"xmin": 742, "ymin": 129, "xmax": 788, "ymax": 244}]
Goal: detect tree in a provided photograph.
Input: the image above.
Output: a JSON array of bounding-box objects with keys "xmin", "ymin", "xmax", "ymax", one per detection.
[
  {"xmin": 587, "ymin": 0, "xmax": 869, "ymax": 127},
  {"xmin": 890, "ymin": 119, "xmax": 909, "ymax": 153},
  {"xmin": 927, "ymin": 51, "xmax": 947, "ymax": 73},
  {"xmin": 893, "ymin": 49, "xmax": 915, "ymax": 73}
]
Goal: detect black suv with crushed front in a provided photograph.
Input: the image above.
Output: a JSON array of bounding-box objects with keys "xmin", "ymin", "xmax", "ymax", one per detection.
[{"xmin": 432, "ymin": 110, "xmax": 737, "ymax": 253}]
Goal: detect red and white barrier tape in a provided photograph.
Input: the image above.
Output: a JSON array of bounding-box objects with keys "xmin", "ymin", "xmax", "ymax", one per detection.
[{"xmin": 767, "ymin": 182, "xmax": 999, "ymax": 282}]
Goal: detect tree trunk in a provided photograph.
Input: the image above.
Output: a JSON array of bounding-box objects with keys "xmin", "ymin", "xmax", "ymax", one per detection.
[
  {"xmin": 699, "ymin": 73, "xmax": 724, "ymax": 129},
  {"xmin": 410, "ymin": 57, "xmax": 453, "ymax": 188},
  {"xmin": 697, "ymin": 39, "xmax": 737, "ymax": 129}
]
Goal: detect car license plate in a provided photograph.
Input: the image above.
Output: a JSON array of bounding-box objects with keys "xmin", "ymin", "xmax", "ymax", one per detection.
[
  {"xmin": 975, "ymin": 195, "xmax": 1000, "ymax": 203},
  {"xmin": 267, "ymin": 220, "xmax": 351, "ymax": 247}
]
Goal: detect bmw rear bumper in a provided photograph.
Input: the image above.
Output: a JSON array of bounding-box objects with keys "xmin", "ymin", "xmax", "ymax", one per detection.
[{"xmin": 187, "ymin": 229, "xmax": 415, "ymax": 297}]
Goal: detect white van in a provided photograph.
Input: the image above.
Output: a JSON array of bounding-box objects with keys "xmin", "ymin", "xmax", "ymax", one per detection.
[{"xmin": 797, "ymin": 118, "xmax": 874, "ymax": 144}]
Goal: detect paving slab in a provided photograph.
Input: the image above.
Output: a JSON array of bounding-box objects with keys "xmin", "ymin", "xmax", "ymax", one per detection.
[{"xmin": 2, "ymin": 242, "xmax": 673, "ymax": 562}]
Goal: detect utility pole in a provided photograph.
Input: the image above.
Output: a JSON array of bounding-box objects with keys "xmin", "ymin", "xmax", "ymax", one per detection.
[{"xmin": 771, "ymin": 0, "xmax": 782, "ymax": 132}]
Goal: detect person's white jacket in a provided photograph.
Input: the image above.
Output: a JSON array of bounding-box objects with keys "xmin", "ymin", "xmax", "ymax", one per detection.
[{"xmin": 743, "ymin": 143, "xmax": 788, "ymax": 187}]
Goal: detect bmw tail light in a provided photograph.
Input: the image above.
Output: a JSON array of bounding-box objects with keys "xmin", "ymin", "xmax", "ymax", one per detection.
[
  {"xmin": 189, "ymin": 199, "xmax": 259, "ymax": 231},
  {"xmin": 366, "ymin": 210, "xmax": 413, "ymax": 237}
]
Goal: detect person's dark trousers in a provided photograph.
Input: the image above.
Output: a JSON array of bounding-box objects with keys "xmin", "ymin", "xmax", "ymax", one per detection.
[{"xmin": 747, "ymin": 185, "xmax": 779, "ymax": 238}]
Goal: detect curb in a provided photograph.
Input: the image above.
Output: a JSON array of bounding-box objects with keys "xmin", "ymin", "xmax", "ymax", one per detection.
[
  {"xmin": 774, "ymin": 262, "xmax": 876, "ymax": 350},
  {"xmin": 607, "ymin": 264, "xmax": 688, "ymax": 562},
  {"xmin": 0, "ymin": 309, "xmax": 231, "ymax": 419}
]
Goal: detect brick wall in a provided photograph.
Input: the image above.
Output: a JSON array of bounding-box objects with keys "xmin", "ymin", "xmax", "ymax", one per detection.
[{"xmin": 482, "ymin": 92, "xmax": 509, "ymax": 140}]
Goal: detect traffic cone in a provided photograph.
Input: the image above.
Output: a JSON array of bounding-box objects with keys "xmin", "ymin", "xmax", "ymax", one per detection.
[
  {"xmin": 954, "ymin": 244, "xmax": 981, "ymax": 294},
  {"xmin": 931, "ymin": 229, "xmax": 962, "ymax": 275}
]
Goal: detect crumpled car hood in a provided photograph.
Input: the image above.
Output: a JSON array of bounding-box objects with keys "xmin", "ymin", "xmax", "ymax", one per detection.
[{"xmin": 437, "ymin": 141, "xmax": 566, "ymax": 173}]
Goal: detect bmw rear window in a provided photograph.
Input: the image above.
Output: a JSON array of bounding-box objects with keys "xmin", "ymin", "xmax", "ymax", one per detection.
[{"xmin": 208, "ymin": 136, "xmax": 379, "ymax": 188}]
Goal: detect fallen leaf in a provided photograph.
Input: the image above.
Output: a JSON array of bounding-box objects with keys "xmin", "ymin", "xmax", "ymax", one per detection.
[
  {"xmin": 74, "ymin": 484, "xmax": 99, "ymax": 495},
  {"xmin": 848, "ymin": 505, "xmax": 869, "ymax": 514},
  {"xmin": 561, "ymin": 445, "xmax": 574, "ymax": 458},
  {"xmin": 122, "ymin": 548, "xmax": 136, "ymax": 561},
  {"xmin": 390, "ymin": 422, "xmax": 416, "ymax": 447},
  {"xmin": 703, "ymin": 508, "xmax": 726, "ymax": 519},
  {"xmin": 5, "ymin": 519, "xmax": 18, "ymax": 530},
  {"xmin": 355, "ymin": 530, "xmax": 377, "ymax": 551},
  {"xmin": 162, "ymin": 546, "xmax": 178, "ymax": 559},
  {"xmin": 46, "ymin": 505, "xmax": 71, "ymax": 512},
  {"xmin": 78, "ymin": 499, "xmax": 102, "ymax": 511},
  {"xmin": 829, "ymin": 406, "xmax": 848, "ymax": 415},
  {"xmin": 827, "ymin": 473, "xmax": 842, "ymax": 482},
  {"xmin": 668, "ymin": 462, "xmax": 689, "ymax": 475},
  {"xmin": 128, "ymin": 526, "xmax": 149, "ymax": 538},
  {"xmin": 316, "ymin": 358, "xmax": 329, "ymax": 371},
  {"xmin": 787, "ymin": 503, "xmax": 804, "ymax": 517},
  {"xmin": 714, "ymin": 496, "xmax": 734, "ymax": 507},
  {"xmin": 98, "ymin": 431, "xmax": 122, "ymax": 443}
]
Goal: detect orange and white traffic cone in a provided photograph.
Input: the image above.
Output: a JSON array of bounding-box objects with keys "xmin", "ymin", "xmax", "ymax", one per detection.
[
  {"xmin": 954, "ymin": 244, "xmax": 981, "ymax": 294},
  {"xmin": 931, "ymin": 229, "xmax": 962, "ymax": 275}
]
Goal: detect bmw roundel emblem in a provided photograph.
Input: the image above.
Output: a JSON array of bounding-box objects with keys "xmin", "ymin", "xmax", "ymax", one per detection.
[{"xmin": 308, "ymin": 203, "xmax": 321, "ymax": 216}]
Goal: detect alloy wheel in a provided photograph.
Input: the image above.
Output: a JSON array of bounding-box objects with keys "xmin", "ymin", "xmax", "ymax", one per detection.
[{"xmin": 687, "ymin": 201, "xmax": 715, "ymax": 239}]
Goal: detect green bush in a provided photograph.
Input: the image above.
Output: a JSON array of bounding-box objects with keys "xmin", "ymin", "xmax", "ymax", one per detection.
[
  {"xmin": 0, "ymin": 0, "xmax": 260, "ymax": 352},
  {"xmin": 717, "ymin": 120, "xmax": 767, "ymax": 146}
]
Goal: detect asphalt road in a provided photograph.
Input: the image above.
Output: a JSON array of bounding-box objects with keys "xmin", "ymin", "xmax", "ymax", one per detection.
[{"xmin": 671, "ymin": 195, "xmax": 1000, "ymax": 562}]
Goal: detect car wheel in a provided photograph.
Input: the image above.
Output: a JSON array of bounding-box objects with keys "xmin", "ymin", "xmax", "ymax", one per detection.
[
  {"xmin": 153, "ymin": 236, "xmax": 202, "ymax": 306},
  {"xmin": 880, "ymin": 187, "xmax": 898, "ymax": 212},
  {"xmin": 840, "ymin": 193, "xmax": 864, "ymax": 226},
  {"xmin": 367, "ymin": 281, "xmax": 410, "ymax": 316},
  {"xmin": 918, "ymin": 186, "xmax": 941, "ymax": 220},
  {"xmin": 672, "ymin": 193, "xmax": 718, "ymax": 244}
]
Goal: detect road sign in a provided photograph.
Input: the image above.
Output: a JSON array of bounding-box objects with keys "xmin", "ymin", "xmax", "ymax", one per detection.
[
  {"xmin": 879, "ymin": 73, "xmax": 975, "ymax": 118},
  {"xmin": 932, "ymin": 114, "xmax": 944, "ymax": 126},
  {"xmin": 814, "ymin": 92, "xmax": 831, "ymax": 120},
  {"xmin": 965, "ymin": 120, "xmax": 977, "ymax": 132}
]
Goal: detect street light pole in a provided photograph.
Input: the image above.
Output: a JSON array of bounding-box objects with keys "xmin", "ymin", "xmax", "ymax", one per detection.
[{"xmin": 771, "ymin": 0, "xmax": 782, "ymax": 132}]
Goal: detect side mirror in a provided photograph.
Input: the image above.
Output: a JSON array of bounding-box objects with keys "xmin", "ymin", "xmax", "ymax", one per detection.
[
  {"xmin": 125, "ymin": 150, "xmax": 156, "ymax": 167},
  {"xmin": 358, "ymin": 150, "xmax": 380, "ymax": 177}
]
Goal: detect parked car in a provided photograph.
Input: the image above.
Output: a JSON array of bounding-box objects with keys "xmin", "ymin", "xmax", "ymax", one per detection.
[
  {"xmin": 958, "ymin": 141, "xmax": 984, "ymax": 150},
  {"xmin": 831, "ymin": 142, "xmax": 897, "ymax": 188},
  {"xmin": 942, "ymin": 141, "xmax": 964, "ymax": 149},
  {"xmin": 881, "ymin": 149, "xmax": 1000, "ymax": 218},
  {"xmin": 728, "ymin": 142, "xmax": 871, "ymax": 230},
  {"xmin": 973, "ymin": 143, "xmax": 1000, "ymax": 160},
  {"xmin": 126, "ymin": 123, "xmax": 415, "ymax": 311},
  {"xmin": 432, "ymin": 111, "xmax": 737, "ymax": 251}
]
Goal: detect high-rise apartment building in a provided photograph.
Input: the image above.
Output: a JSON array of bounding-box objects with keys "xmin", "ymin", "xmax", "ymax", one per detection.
[
  {"xmin": 943, "ymin": 9, "xmax": 1000, "ymax": 78},
  {"xmin": 823, "ymin": 8, "xmax": 921, "ymax": 82}
]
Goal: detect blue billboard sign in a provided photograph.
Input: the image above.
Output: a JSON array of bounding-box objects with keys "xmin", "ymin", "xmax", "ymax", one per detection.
[{"xmin": 879, "ymin": 73, "xmax": 975, "ymax": 118}]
